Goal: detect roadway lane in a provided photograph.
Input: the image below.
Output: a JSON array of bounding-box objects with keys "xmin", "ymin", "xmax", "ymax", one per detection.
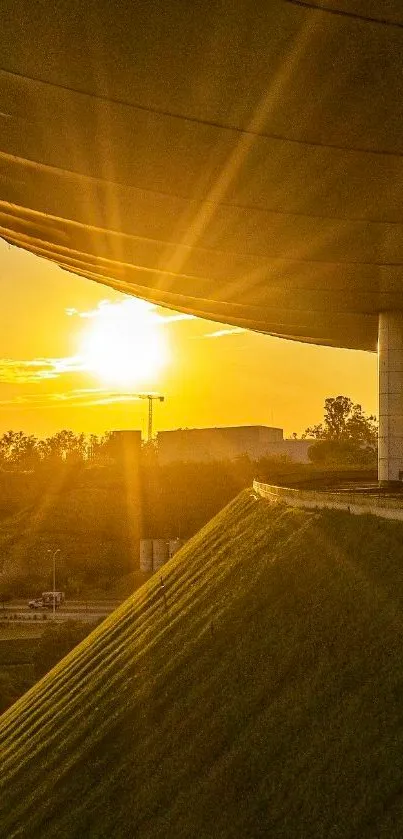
[{"xmin": 0, "ymin": 600, "xmax": 123, "ymax": 624}]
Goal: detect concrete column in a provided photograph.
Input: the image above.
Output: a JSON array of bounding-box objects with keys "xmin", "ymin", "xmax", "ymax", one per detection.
[{"xmin": 378, "ymin": 312, "xmax": 403, "ymax": 485}]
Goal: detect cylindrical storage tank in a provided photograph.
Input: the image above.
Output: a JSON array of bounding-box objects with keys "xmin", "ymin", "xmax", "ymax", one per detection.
[
  {"xmin": 139, "ymin": 539, "xmax": 153, "ymax": 572},
  {"xmin": 168, "ymin": 539, "xmax": 184, "ymax": 559},
  {"xmin": 152, "ymin": 539, "xmax": 169, "ymax": 571}
]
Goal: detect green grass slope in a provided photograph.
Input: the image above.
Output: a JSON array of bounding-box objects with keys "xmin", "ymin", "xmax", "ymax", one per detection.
[{"xmin": 2, "ymin": 491, "xmax": 403, "ymax": 838}]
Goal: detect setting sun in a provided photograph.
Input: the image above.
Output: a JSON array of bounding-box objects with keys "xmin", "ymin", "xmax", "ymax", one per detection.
[{"xmin": 79, "ymin": 299, "xmax": 169, "ymax": 387}]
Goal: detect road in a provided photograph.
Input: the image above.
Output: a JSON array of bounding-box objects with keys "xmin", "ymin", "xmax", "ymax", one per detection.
[{"xmin": 0, "ymin": 600, "xmax": 123, "ymax": 624}]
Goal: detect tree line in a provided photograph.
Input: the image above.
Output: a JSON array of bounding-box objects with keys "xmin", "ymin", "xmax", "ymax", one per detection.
[
  {"xmin": 0, "ymin": 395, "xmax": 378, "ymax": 472},
  {"xmin": 0, "ymin": 430, "xmax": 112, "ymax": 470}
]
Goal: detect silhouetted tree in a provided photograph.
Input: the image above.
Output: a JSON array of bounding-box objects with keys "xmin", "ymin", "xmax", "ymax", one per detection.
[
  {"xmin": 38, "ymin": 430, "xmax": 88, "ymax": 465},
  {"xmin": 304, "ymin": 396, "xmax": 378, "ymax": 466},
  {"xmin": 304, "ymin": 396, "xmax": 377, "ymax": 445},
  {"xmin": 0, "ymin": 431, "xmax": 40, "ymax": 470}
]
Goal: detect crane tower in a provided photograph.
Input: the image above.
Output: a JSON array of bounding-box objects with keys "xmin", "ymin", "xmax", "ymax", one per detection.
[{"xmin": 137, "ymin": 394, "xmax": 165, "ymax": 442}]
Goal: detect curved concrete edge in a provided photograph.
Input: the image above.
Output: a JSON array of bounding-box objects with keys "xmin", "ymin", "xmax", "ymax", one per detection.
[{"xmin": 252, "ymin": 481, "xmax": 403, "ymax": 523}]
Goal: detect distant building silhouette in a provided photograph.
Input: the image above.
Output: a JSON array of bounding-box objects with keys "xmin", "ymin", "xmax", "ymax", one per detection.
[
  {"xmin": 106, "ymin": 430, "xmax": 142, "ymax": 466},
  {"xmin": 156, "ymin": 426, "xmax": 311, "ymax": 464}
]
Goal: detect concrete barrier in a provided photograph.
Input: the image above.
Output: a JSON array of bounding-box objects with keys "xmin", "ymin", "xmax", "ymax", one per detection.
[{"xmin": 252, "ymin": 481, "xmax": 403, "ymax": 522}]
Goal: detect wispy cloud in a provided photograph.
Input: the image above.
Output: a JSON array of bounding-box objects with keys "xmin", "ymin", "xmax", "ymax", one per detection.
[
  {"xmin": 0, "ymin": 297, "xmax": 193, "ymax": 388},
  {"xmin": 65, "ymin": 299, "xmax": 195, "ymax": 325},
  {"xmin": 203, "ymin": 327, "xmax": 246, "ymax": 339},
  {"xmin": 65, "ymin": 300, "xmax": 111, "ymax": 319},
  {"xmin": 0, "ymin": 356, "xmax": 85, "ymax": 384},
  {"xmin": 49, "ymin": 388, "xmax": 142, "ymax": 407},
  {"xmin": 0, "ymin": 387, "xmax": 145, "ymax": 410},
  {"xmin": 156, "ymin": 312, "xmax": 195, "ymax": 324}
]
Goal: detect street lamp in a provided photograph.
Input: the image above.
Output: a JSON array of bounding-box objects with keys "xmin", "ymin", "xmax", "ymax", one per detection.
[{"xmin": 48, "ymin": 548, "xmax": 60, "ymax": 620}]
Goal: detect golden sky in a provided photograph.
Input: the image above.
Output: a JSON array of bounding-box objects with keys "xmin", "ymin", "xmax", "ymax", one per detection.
[{"xmin": 0, "ymin": 238, "xmax": 377, "ymax": 440}]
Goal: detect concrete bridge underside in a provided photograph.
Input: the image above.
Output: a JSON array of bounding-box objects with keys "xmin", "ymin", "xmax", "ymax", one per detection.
[{"xmin": 2, "ymin": 1, "xmax": 403, "ymax": 484}]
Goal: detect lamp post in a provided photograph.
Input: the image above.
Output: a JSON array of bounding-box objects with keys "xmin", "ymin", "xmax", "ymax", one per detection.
[{"xmin": 48, "ymin": 548, "xmax": 60, "ymax": 620}]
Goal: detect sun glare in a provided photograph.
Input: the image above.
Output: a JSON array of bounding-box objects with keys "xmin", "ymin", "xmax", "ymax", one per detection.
[{"xmin": 79, "ymin": 300, "xmax": 168, "ymax": 387}]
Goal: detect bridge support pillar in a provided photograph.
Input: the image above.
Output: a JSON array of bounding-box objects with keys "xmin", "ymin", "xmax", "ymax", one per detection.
[{"xmin": 378, "ymin": 311, "xmax": 403, "ymax": 485}]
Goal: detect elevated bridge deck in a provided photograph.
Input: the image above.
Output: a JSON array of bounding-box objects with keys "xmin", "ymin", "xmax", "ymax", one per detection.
[{"xmin": 253, "ymin": 481, "xmax": 403, "ymax": 523}]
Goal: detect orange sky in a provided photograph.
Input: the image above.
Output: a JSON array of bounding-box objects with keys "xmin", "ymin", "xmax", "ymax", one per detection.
[{"xmin": 0, "ymin": 238, "xmax": 377, "ymax": 440}]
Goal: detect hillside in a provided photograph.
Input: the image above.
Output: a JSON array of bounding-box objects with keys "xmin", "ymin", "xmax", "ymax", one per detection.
[
  {"xmin": 2, "ymin": 491, "xmax": 403, "ymax": 837},
  {"xmin": 0, "ymin": 465, "xmax": 142, "ymax": 595},
  {"xmin": 0, "ymin": 458, "xmax": 257, "ymax": 596}
]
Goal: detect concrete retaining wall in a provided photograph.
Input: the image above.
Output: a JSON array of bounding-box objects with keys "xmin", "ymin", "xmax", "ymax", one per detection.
[{"xmin": 253, "ymin": 481, "xmax": 403, "ymax": 522}]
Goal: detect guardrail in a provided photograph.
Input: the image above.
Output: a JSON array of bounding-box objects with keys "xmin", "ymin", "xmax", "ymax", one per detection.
[{"xmin": 252, "ymin": 481, "xmax": 403, "ymax": 522}]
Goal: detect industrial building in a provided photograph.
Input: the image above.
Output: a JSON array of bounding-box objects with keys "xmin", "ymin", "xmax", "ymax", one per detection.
[
  {"xmin": 157, "ymin": 427, "xmax": 311, "ymax": 465},
  {"xmin": 105, "ymin": 430, "xmax": 142, "ymax": 465}
]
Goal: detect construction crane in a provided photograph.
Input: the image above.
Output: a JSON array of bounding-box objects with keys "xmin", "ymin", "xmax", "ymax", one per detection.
[{"xmin": 136, "ymin": 393, "xmax": 165, "ymax": 442}]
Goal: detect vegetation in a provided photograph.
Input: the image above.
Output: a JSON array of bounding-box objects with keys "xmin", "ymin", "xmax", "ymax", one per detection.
[
  {"xmin": 304, "ymin": 395, "xmax": 378, "ymax": 466},
  {"xmin": 0, "ymin": 672, "xmax": 24, "ymax": 715},
  {"xmin": 0, "ymin": 636, "xmax": 36, "ymax": 714},
  {"xmin": 140, "ymin": 449, "xmax": 312, "ymax": 538},
  {"xmin": 0, "ymin": 450, "xmax": 313, "ymax": 598},
  {"xmin": 0, "ymin": 462, "xmax": 143, "ymax": 598},
  {"xmin": 0, "ymin": 622, "xmax": 97, "ymax": 713},
  {"xmin": 33, "ymin": 620, "xmax": 99, "ymax": 680},
  {"xmin": 0, "ymin": 429, "xmax": 111, "ymax": 471},
  {"xmin": 0, "ymin": 410, "xmax": 379, "ymax": 599},
  {"xmin": 2, "ymin": 493, "xmax": 403, "ymax": 836}
]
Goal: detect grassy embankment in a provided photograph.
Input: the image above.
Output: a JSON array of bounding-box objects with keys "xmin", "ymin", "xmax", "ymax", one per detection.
[
  {"xmin": 0, "ymin": 632, "xmax": 39, "ymax": 714},
  {"xmin": 0, "ymin": 635, "xmax": 38, "ymax": 676},
  {"xmin": 2, "ymin": 490, "xmax": 403, "ymax": 837},
  {"xmin": 0, "ymin": 623, "xmax": 98, "ymax": 713},
  {"xmin": 0, "ymin": 460, "xmax": 377, "ymax": 600}
]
